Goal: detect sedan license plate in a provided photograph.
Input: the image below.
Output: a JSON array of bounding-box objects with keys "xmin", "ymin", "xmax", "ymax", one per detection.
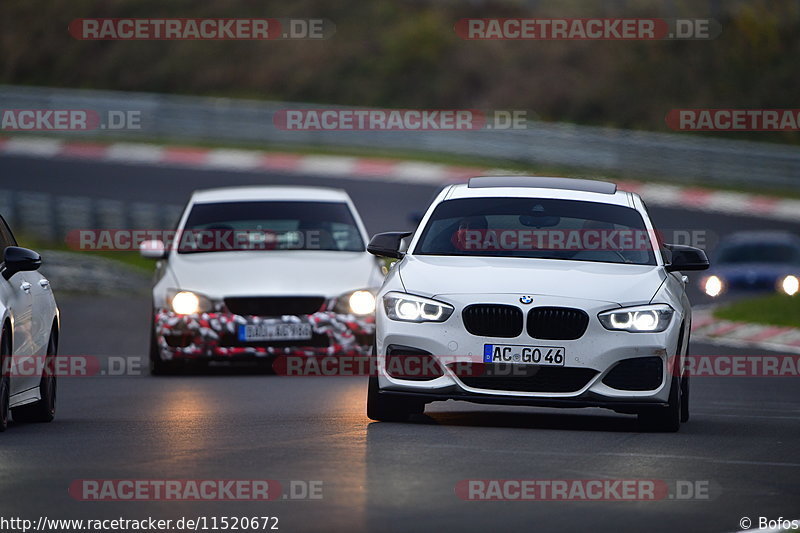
[
  {"xmin": 238, "ymin": 322, "xmax": 313, "ymax": 342},
  {"xmin": 483, "ymin": 344, "xmax": 565, "ymax": 366}
]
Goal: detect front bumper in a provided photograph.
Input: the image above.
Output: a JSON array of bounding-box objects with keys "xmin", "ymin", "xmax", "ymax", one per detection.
[
  {"xmin": 155, "ymin": 309, "xmax": 374, "ymax": 359},
  {"xmin": 379, "ymin": 389, "xmax": 668, "ymax": 411},
  {"xmin": 376, "ymin": 294, "xmax": 683, "ymax": 406}
]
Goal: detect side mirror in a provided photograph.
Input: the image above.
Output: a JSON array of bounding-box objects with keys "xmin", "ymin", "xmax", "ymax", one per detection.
[
  {"xmin": 368, "ymin": 232, "xmax": 412, "ymax": 259},
  {"xmin": 140, "ymin": 240, "xmax": 167, "ymax": 259},
  {"xmin": 664, "ymin": 244, "xmax": 709, "ymax": 272},
  {"xmin": 2, "ymin": 246, "xmax": 42, "ymax": 280}
]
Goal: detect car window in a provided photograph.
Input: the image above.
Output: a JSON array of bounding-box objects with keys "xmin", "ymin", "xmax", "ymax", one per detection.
[
  {"xmin": 177, "ymin": 201, "xmax": 365, "ymax": 253},
  {"xmin": 639, "ymin": 200, "xmax": 669, "ymax": 265},
  {"xmin": 0, "ymin": 215, "xmax": 17, "ymax": 252},
  {"xmin": 414, "ymin": 197, "xmax": 656, "ymax": 265}
]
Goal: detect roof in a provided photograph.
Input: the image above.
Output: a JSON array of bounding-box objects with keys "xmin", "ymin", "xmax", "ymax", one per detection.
[
  {"xmin": 191, "ymin": 186, "xmax": 351, "ymax": 204},
  {"xmin": 468, "ymin": 176, "xmax": 616, "ymax": 194},
  {"xmin": 446, "ymin": 177, "xmax": 631, "ymax": 206}
]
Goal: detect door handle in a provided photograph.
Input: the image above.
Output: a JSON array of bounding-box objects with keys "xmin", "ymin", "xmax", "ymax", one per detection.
[
  {"xmin": 39, "ymin": 279, "xmax": 50, "ymax": 289},
  {"xmin": 20, "ymin": 281, "xmax": 32, "ymax": 293}
]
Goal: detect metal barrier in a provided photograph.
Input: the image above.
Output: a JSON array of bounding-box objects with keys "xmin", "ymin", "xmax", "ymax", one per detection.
[
  {"xmin": 0, "ymin": 189, "xmax": 182, "ymax": 244},
  {"xmin": 1, "ymin": 84, "xmax": 799, "ymax": 189}
]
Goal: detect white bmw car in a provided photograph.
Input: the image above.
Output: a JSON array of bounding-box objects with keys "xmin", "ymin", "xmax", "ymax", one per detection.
[
  {"xmin": 367, "ymin": 177, "xmax": 709, "ymax": 432},
  {"xmin": 0, "ymin": 215, "xmax": 59, "ymax": 432},
  {"xmin": 141, "ymin": 186, "xmax": 383, "ymax": 374}
]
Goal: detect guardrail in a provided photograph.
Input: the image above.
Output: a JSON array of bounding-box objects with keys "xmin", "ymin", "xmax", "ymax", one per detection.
[
  {"xmin": 0, "ymin": 189, "xmax": 182, "ymax": 245},
  {"xmin": 1, "ymin": 84, "xmax": 799, "ymax": 189}
]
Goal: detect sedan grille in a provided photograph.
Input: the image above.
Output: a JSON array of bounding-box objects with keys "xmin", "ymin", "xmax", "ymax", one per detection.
[
  {"xmin": 526, "ymin": 307, "xmax": 589, "ymax": 340},
  {"xmin": 462, "ymin": 304, "xmax": 523, "ymax": 338},
  {"xmin": 224, "ymin": 296, "xmax": 325, "ymax": 317}
]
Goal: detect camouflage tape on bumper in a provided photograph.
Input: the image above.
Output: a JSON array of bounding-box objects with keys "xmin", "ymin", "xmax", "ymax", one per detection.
[{"xmin": 155, "ymin": 309, "xmax": 375, "ymax": 359}]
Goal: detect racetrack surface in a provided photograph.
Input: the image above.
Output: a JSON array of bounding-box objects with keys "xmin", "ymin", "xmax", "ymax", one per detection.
[{"xmin": 1, "ymin": 155, "xmax": 799, "ymax": 532}]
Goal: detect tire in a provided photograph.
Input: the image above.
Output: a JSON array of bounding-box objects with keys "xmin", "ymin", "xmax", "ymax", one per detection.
[
  {"xmin": 12, "ymin": 328, "xmax": 57, "ymax": 423},
  {"xmin": 366, "ymin": 375, "xmax": 425, "ymax": 422},
  {"xmin": 149, "ymin": 325, "xmax": 179, "ymax": 376},
  {"xmin": 680, "ymin": 375, "xmax": 690, "ymax": 423},
  {"xmin": 638, "ymin": 376, "xmax": 681, "ymax": 433},
  {"xmin": 0, "ymin": 330, "xmax": 10, "ymax": 432}
]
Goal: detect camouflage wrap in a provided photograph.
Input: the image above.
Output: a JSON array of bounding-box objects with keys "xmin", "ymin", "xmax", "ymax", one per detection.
[{"xmin": 154, "ymin": 309, "xmax": 375, "ymax": 359}]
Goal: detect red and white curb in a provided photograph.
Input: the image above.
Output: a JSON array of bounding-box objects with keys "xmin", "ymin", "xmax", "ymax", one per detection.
[
  {"xmin": 692, "ymin": 308, "xmax": 800, "ymax": 354},
  {"xmin": 2, "ymin": 135, "xmax": 800, "ymax": 222}
]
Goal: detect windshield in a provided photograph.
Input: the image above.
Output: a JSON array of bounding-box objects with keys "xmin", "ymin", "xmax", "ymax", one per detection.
[
  {"xmin": 413, "ymin": 197, "xmax": 656, "ymax": 265},
  {"xmin": 177, "ymin": 201, "xmax": 364, "ymax": 253},
  {"xmin": 717, "ymin": 242, "xmax": 800, "ymax": 264}
]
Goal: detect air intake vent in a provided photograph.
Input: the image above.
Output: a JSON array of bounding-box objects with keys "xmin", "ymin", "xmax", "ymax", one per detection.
[
  {"xmin": 602, "ymin": 357, "xmax": 663, "ymax": 391},
  {"xmin": 224, "ymin": 297, "xmax": 325, "ymax": 317},
  {"xmin": 462, "ymin": 304, "xmax": 523, "ymax": 338},
  {"xmin": 527, "ymin": 307, "xmax": 589, "ymax": 340},
  {"xmin": 454, "ymin": 364, "xmax": 598, "ymax": 393}
]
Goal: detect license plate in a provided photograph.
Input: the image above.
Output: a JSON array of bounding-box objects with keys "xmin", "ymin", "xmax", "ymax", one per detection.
[
  {"xmin": 483, "ymin": 344, "xmax": 565, "ymax": 366},
  {"xmin": 238, "ymin": 322, "xmax": 313, "ymax": 342}
]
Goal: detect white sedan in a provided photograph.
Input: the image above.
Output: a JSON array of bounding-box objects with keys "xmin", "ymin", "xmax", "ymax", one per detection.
[
  {"xmin": 0, "ymin": 215, "xmax": 59, "ymax": 432},
  {"xmin": 141, "ymin": 186, "xmax": 383, "ymax": 374},
  {"xmin": 367, "ymin": 177, "xmax": 709, "ymax": 432}
]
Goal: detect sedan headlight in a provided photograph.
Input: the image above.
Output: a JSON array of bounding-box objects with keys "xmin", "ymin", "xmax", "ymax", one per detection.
[
  {"xmin": 780, "ymin": 275, "xmax": 799, "ymax": 296},
  {"xmin": 167, "ymin": 289, "xmax": 214, "ymax": 315},
  {"xmin": 703, "ymin": 275, "xmax": 724, "ymax": 297},
  {"xmin": 335, "ymin": 289, "xmax": 377, "ymax": 316},
  {"xmin": 598, "ymin": 304, "xmax": 674, "ymax": 333},
  {"xmin": 383, "ymin": 292, "xmax": 454, "ymax": 323}
]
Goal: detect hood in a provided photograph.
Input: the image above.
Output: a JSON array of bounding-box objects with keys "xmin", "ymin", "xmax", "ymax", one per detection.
[
  {"xmin": 168, "ymin": 250, "xmax": 380, "ymax": 298},
  {"xmin": 398, "ymin": 255, "xmax": 666, "ymax": 306}
]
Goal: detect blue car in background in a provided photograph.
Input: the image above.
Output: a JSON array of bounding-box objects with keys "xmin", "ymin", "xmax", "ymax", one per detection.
[{"xmin": 701, "ymin": 231, "xmax": 800, "ymax": 298}]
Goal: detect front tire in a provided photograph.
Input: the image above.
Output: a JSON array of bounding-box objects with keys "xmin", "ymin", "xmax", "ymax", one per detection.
[
  {"xmin": 149, "ymin": 325, "xmax": 179, "ymax": 375},
  {"xmin": 12, "ymin": 329, "xmax": 57, "ymax": 423},
  {"xmin": 366, "ymin": 376, "xmax": 425, "ymax": 422},
  {"xmin": 680, "ymin": 376, "xmax": 690, "ymax": 423},
  {"xmin": 0, "ymin": 331, "xmax": 10, "ymax": 432},
  {"xmin": 638, "ymin": 376, "xmax": 681, "ymax": 432}
]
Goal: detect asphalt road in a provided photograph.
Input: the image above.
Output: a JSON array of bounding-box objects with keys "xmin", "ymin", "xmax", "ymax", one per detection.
[{"xmin": 1, "ymin": 154, "xmax": 799, "ymax": 532}]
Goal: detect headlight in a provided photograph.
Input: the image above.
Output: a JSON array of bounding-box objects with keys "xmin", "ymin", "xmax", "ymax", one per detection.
[
  {"xmin": 335, "ymin": 289, "xmax": 377, "ymax": 316},
  {"xmin": 780, "ymin": 275, "xmax": 799, "ymax": 296},
  {"xmin": 703, "ymin": 275, "xmax": 723, "ymax": 297},
  {"xmin": 383, "ymin": 292, "xmax": 454, "ymax": 323},
  {"xmin": 167, "ymin": 289, "xmax": 214, "ymax": 315},
  {"xmin": 598, "ymin": 304, "xmax": 674, "ymax": 333}
]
